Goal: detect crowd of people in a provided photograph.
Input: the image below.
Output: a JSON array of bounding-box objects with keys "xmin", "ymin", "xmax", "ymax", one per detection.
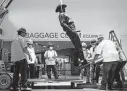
[
  {"xmin": 10, "ymin": 27, "xmax": 126, "ymax": 90},
  {"xmin": 81, "ymin": 37, "xmax": 126, "ymax": 90},
  {"xmin": 10, "ymin": 28, "xmax": 65, "ymax": 90},
  {"xmin": 56, "ymin": 3, "xmax": 127, "ymax": 90}
]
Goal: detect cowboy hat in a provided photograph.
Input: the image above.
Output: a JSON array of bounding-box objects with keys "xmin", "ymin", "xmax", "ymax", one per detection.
[
  {"xmin": 47, "ymin": 44, "xmax": 54, "ymax": 48},
  {"xmin": 55, "ymin": 4, "xmax": 67, "ymax": 13}
]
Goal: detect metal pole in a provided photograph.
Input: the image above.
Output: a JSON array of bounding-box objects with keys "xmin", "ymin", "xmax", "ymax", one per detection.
[
  {"xmin": 64, "ymin": 59, "xmax": 66, "ymax": 79},
  {"xmin": 0, "ymin": 39, "xmax": 3, "ymax": 60},
  {"xmin": 0, "ymin": 0, "xmax": 6, "ymax": 7},
  {"xmin": 60, "ymin": 0, "xmax": 63, "ymax": 13},
  {"xmin": 5, "ymin": 0, "xmax": 13, "ymax": 8},
  {"xmin": 0, "ymin": 11, "xmax": 7, "ymax": 25}
]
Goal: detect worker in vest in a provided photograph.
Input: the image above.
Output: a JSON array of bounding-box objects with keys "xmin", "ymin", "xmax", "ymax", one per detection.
[{"xmin": 44, "ymin": 44, "xmax": 58, "ymax": 79}]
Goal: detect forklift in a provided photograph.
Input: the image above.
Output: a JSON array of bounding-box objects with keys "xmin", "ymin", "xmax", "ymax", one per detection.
[
  {"xmin": 0, "ymin": 0, "xmax": 13, "ymax": 90},
  {"xmin": 0, "ymin": 39, "xmax": 12, "ymax": 90}
]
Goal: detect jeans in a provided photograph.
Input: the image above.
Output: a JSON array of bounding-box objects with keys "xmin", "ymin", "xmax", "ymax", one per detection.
[
  {"xmin": 28, "ymin": 64, "xmax": 36, "ymax": 79},
  {"xmin": 12, "ymin": 59, "xmax": 28, "ymax": 88},
  {"xmin": 92, "ymin": 63, "xmax": 101, "ymax": 83},
  {"xmin": 79, "ymin": 63, "xmax": 91, "ymax": 82},
  {"xmin": 114, "ymin": 61, "xmax": 126, "ymax": 85},
  {"xmin": 46, "ymin": 65, "xmax": 58, "ymax": 79},
  {"xmin": 66, "ymin": 31, "xmax": 87, "ymax": 66},
  {"xmin": 101, "ymin": 61, "xmax": 118, "ymax": 88}
]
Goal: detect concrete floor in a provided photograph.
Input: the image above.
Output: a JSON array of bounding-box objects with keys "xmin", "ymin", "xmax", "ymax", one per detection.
[
  {"xmin": 0, "ymin": 75, "xmax": 127, "ymax": 91},
  {"xmin": 1, "ymin": 89, "xmax": 127, "ymax": 91}
]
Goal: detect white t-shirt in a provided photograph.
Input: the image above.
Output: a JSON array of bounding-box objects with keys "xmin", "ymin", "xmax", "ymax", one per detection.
[
  {"xmin": 11, "ymin": 36, "xmax": 27, "ymax": 62},
  {"xmin": 26, "ymin": 47, "xmax": 37, "ymax": 64},
  {"xmin": 96, "ymin": 40, "xmax": 119, "ymax": 62},
  {"xmin": 89, "ymin": 47, "xmax": 103, "ymax": 63},
  {"xmin": 83, "ymin": 49, "xmax": 91, "ymax": 59},
  {"xmin": 44, "ymin": 50, "xmax": 58, "ymax": 65},
  {"xmin": 90, "ymin": 47, "xmax": 94, "ymax": 55}
]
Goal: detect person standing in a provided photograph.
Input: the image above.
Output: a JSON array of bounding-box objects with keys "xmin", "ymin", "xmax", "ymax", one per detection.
[
  {"xmin": 79, "ymin": 42, "xmax": 91, "ymax": 83},
  {"xmin": 94, "ymin": 37, "xmax": 119, "ymax": 90},
  {"xmin": 56, "ymin": 58, "xmax": 63, "ymax": 76},
  {"xmin": 11, "ymin": 28, "xmax": 31, "ymax": 90},
  {"xmin": 113, "ymin": 42, "xmax": 126, "ymax": 88},
  {"xmin": 90, "ymin": 40, "xmax": 101, "ymax": 83},
  {"xmin": 44, "ymin": 44, "xmax": 58, "ymax": 79},
  {"xmin": 26, "ymin": 39, "xmax": 37, "ymax": 79},
  {"xmin": 55, "ymin": 4, "xmax": 87, "ymax": 67}
]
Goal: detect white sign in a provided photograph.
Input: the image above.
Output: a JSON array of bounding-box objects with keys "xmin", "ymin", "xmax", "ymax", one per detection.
[{"xmin": 26, "ymin": 32, "xmax": 103, "ymax": 41}]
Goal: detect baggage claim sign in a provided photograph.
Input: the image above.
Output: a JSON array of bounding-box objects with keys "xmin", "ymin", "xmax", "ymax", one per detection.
[{"xmin": 26, "ymin": 32, "xmax": 103, "ymax": 41}]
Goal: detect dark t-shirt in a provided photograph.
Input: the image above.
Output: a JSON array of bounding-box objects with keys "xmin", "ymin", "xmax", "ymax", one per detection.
[{"xmin": 59, "ymin": 13, "xmax": 76, "ymax": 32}]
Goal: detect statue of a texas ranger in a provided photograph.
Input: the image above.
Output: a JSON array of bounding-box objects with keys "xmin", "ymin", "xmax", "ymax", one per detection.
[{"xmin": 55, "ymin": 3, "xmax": 88, "ymax": 67}]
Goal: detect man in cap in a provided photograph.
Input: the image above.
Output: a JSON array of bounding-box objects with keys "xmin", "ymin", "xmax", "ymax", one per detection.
[
  {"xmin": 44, "ymin": 44, "xmax": 58, "ymax": 79},
  {"xmin": 55, "ymin": 4, "xmax": 87, "ymax": 66},
  {"xmin": 11, "ymin": 28, "xmax": 31, "ymax": 90},
  {"xmin": 94, "ymin": 36, "xmax": 119, "ymax": 90}
]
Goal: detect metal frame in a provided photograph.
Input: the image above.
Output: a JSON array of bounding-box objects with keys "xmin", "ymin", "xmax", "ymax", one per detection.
[
  {"xmin": 109, "ymin": 30, "xmax": 127, "ymax": 76},
  {"xmin": 0, "ymin": 0, "xmax": 13, "ymax": 26},
  {"xmin": 109, "ymin": 30, "xmax": 127, "ymax": 60}
]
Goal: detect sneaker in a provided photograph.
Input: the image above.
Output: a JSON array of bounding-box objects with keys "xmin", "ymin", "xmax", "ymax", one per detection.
[
  {"xmin": 108, "ymin": 87, "xmax": 112, "ymax": 90},
  {"xmin": 113, "ymin": 84, "xmax": 123, "ymax": 88},
  {"xmin": 99, "ymin": 85, "xmax": 106, "ymax": 90},
  {"xmin": 55, "ymin": 77, "xmax": 58, "ymax": 79},
  {"xmin": 21, "ymin": 87, "xmax": 32, "ymax": 90},
  {"xmin": 107, "ymin": 85, "xmax": 113, "ymax": 90},
  {"xmin": 86, "ymin": 82, "xmax": 91, "ymax": 84},
  {"xmin": 48, "ymin": 80, "xmax": 53, "ymax": 83},
  {"xmin": 48, "ymin": 76, "xmax": 51, "ymax": 79},
  {"xmin": 92, "ymin": 80, "xmax": 96, "ymax": 84},
  {"xmin": 96, "ymin": 81, "xmax": 99, "ymax": 83},
  {"xmin": 79, "ymin": 76, "xmax": 83, "ymax": 80},
  {"xmin": 55, "ymin": 75, "xmax": 58, "ymax": 79},
  {"xmin": 10, "ymin": 87, "xmax": 20, "ymax": 91}
]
